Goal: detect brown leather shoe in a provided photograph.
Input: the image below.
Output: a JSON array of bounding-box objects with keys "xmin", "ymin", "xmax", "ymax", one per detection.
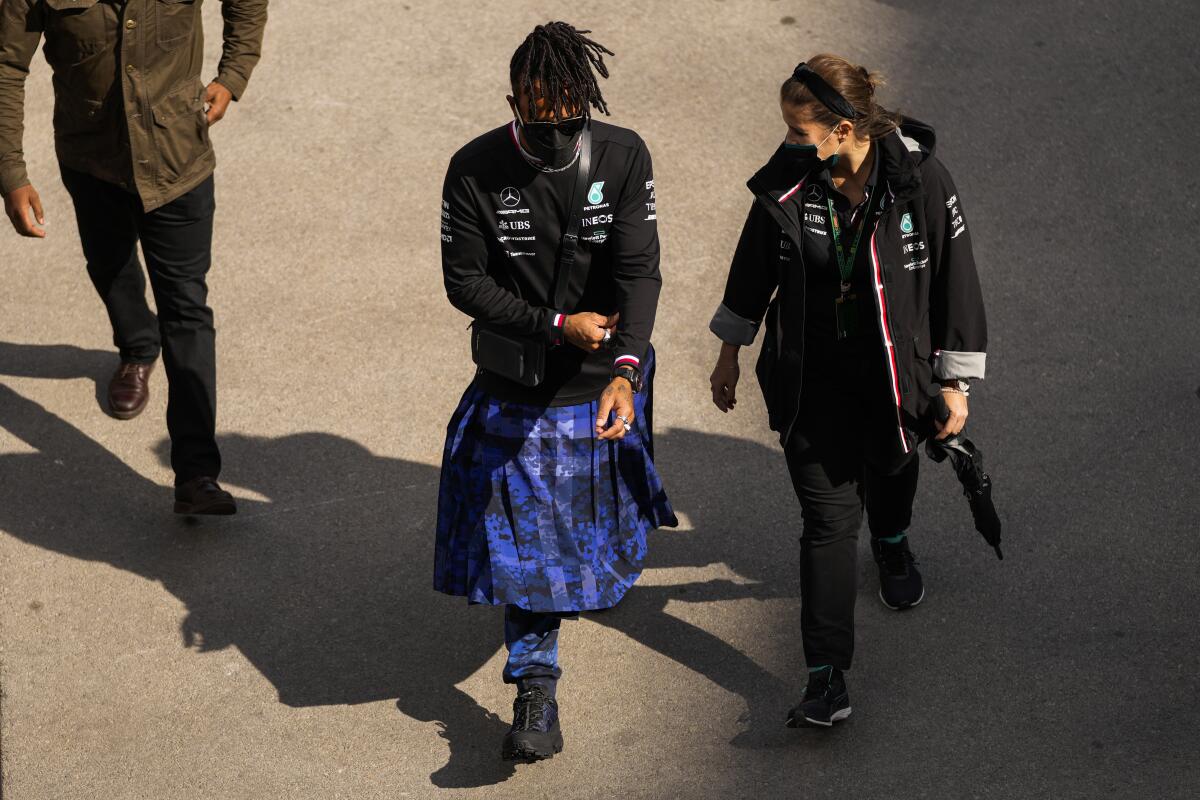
[
  {"xmin": 108, "ymin": 361, "xmax": 154, "ymax": 420},
  {"xmin": 174, "ymin": 477, "xmax": 237, "ymax": 516}
]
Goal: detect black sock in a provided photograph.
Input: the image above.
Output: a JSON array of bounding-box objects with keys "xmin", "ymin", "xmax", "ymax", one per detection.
[{"xmin": 516, "ymin": 677, "xmax": 557, "ymax": 699}]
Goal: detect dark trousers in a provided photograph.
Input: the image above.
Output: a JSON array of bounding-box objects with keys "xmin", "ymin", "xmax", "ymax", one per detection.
[
  {"xmin": 60, "ymin": 166, "xmax": 220, "ymax": 484},
  {"xmin": 784, "ymin": 337, "xmax": 920, "ymax": 670}
]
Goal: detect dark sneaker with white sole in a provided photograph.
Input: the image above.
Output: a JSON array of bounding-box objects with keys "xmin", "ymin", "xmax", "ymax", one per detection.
[
  {"xmin": 786, "ymin": 667, "xmax": 851, "ymax": 728},
  {"xmin": 871, "ymin": 534, "xmax": 924, "ymax": 610},
  {"xmin": 174, "ymin": 477, "xmax": 237, "ymax": 516},
  {"xmin": 501, "ymin": 685, "xmax": 562, "ymax": 761}
]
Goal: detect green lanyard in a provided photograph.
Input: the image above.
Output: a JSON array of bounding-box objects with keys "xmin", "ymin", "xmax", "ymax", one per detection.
[{"xmin": 826, "ymin": 188, "xmax": 875, "ymax": 296}]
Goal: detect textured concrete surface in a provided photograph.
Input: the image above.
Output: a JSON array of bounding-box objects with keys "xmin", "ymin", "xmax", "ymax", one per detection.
[{"xmin": 2, "ymin": 0, "xmax": 1198, "ymax": 797}]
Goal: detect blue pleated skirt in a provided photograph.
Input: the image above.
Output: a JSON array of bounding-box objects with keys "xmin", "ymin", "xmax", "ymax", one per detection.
[{"xmin": 434, "ymin": 353, "xmax": 677, "ymax": 613}]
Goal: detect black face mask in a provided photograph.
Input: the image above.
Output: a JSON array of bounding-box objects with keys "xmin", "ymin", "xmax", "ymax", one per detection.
[{"xmin": 512, "ymin": 105, "xmax": 586, "ymax": 169}]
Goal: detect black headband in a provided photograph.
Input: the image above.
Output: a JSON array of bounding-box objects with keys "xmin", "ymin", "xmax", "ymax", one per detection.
[{"xmin": 790, "ymin": 63, "xmax": 862, "ymax": 120}]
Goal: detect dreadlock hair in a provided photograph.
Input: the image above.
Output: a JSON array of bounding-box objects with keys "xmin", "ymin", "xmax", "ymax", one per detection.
[{"xmin": 509, "ymin": 22, "xmax": 614, "ymax": 120}]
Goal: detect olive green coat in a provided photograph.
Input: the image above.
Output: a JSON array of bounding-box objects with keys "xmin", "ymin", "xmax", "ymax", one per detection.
[{"xmin": 0, "ymin": 0, "xmax": 267, "ymax": 210}]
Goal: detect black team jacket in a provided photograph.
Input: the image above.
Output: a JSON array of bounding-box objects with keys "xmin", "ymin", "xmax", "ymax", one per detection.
[
  {"xmin": 441, "ymin": 119, "xmax": 660, "ymax": 406},
  {"xmin": 709, "ymin": 119, "xmax": 988, "ymax": 457}
]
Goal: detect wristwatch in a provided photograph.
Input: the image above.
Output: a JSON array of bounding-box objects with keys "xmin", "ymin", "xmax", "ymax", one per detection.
[
  {"xmin": 612, "ymin": 364, "xmax": 644, "ymax": 393},
  {"xmin": 941, "ymin": 378, "xmax": 971, "ymax": 396}
]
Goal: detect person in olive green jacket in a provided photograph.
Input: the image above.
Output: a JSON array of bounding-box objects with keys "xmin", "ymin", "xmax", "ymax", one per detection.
[{"xmin": 0, "ymin": 0, "xmax": 267, "ymax": 514}]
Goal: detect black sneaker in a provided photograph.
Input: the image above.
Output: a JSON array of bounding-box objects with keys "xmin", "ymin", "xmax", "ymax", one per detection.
[
  {"xmin": 786, "ymin": 667, "xmax": 851, "ymax": 728},
  {"xmin": 871, "ymin": 535, "xmax": 924, "ymax": 610},
  {"xmin": 501, "ymin": 685, "xmax": 562, "ymax": 761}
]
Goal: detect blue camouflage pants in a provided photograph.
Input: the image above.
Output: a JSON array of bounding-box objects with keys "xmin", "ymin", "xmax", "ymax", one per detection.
[{"xmin": 503, "ymin": 606, "xmax": 577, "ymax": 696}]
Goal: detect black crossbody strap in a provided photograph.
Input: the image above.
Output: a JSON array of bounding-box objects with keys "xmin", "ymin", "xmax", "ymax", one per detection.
[{"xmin": 552, "ymin": 125, "xmax": 592, "ymax": 310}]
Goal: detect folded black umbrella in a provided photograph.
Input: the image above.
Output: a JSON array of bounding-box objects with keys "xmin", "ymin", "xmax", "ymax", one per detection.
[{"xmin": 925, "ymin": 395, "xmax": 1003, "ymax": 559}]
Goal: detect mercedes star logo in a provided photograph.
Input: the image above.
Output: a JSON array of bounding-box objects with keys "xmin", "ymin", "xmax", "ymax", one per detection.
[
  {"xmin": 806, "ymin": 185, "xmax": 824, "ymax": 202},
  {"xmin": 500, "ymin": 187, "xmax": 521, "ymax": 207}
]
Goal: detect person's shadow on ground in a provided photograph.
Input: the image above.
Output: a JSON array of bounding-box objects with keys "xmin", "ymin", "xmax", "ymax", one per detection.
[{"xmin": 0, "ymin": 342, "xmax": 802, "ymax": 788}]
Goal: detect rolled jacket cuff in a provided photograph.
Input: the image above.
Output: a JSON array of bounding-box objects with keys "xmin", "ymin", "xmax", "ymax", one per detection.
[
  {"xmin": 0, "ymin": 162, "xmax": 30, "ymax": 197},
  {"xmin": 709, "ymin": 303, "xmax": 760, "ymax": 346},
  {"xmin": 214, "ymin": 71, "xmax": 248, "ymax": 101},
  {"xmin": 932, "ymin": 349, "xmax": 986, "ymax": 381}
]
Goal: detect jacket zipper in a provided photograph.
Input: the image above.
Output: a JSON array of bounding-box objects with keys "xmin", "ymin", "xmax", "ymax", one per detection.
[
  {"xmin": 778, "ymin": 182, "xmax": 808, "ymax": 447},
  {"xmin": 867, "ymin": 197, "xmax": 911, "ymax": 454},
  {"xmin": 780, "ymin": 243, "xmax": 808, "ymax": 447}
]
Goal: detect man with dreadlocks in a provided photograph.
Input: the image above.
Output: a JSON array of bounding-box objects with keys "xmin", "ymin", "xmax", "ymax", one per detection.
[{"xmin": 434, "ymin": 21, "xmax": 676, "ymax": 762}]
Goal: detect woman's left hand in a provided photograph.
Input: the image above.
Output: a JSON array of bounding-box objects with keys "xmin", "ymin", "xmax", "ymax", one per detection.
[{"xmin": 936, "ymin": 389, "xmax": 969, "ymax": 440}]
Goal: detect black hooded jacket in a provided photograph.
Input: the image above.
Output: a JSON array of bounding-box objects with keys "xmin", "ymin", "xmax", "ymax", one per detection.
[{"xmin": 709, "ymin": 119, "xmax": 988, "ymax": 456}]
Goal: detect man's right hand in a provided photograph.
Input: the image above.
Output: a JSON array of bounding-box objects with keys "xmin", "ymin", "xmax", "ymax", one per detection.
[
  {"xmin": 563, "ymin": 312, "xmax": 618, "ymax": 352},
  {"xmin": 4, "ymin": 184, "xmax": 46, "ymax": 238}
]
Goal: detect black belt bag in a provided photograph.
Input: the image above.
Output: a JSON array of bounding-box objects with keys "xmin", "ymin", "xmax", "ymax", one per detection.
[{"xmin": 470, "ymin": 127, "xmax": 593, "ymax": 387}]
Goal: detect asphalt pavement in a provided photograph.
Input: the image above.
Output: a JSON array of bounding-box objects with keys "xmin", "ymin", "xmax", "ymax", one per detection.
[{"xmin": 1, "ymin": 1, "xmax": 1198, "ymax": 798}]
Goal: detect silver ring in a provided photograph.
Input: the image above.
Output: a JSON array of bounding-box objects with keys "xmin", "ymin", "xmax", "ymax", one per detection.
[
  {"xmin": 602, "ymin": 329, "xmax": 612, "ymax": 343},
  {"xmin": 616, "ymin": 415, "xmax": 629, "ymax": 424},
  {"xmin": 622, "ymin": 422, "xmax": 632, "ymax": 433}
]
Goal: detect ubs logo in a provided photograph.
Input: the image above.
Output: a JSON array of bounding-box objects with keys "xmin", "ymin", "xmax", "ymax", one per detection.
[{"xmin": 500, "ymin": 187, "xmax": 521, "ymax": 207}]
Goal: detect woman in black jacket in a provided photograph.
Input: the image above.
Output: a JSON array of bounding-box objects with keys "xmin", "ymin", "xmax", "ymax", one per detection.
[{"xmin": 707, "ymin": 54, "xmax": 987, "ymax": 727}]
